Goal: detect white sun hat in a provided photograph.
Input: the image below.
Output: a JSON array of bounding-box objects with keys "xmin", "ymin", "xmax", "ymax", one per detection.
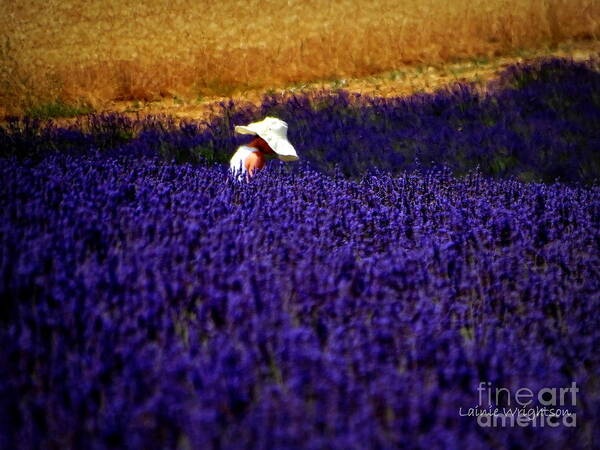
[{"xmin": 234, "ymin": 117, "xmax": 299, "ymax": 161}]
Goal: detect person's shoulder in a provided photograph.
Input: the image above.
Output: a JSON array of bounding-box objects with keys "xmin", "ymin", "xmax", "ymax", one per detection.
[
  {"xmin": 244, "ymin": 150, "xmax": 265, "ymax": 171},
  {"xmin": 245, "ymin": 151, "xmax": 263, "ymax": 163}
]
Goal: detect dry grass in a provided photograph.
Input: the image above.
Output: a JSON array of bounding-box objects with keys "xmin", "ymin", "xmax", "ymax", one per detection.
[
  {"xmin": 77, "ymin": 40, "xmax": 594, "ymax": 125},
  {"xmin": 1, "ymin": 0, "xmax": 599, "ymax": 115}
]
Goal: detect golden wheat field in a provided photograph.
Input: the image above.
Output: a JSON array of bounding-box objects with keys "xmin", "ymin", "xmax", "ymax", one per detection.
[{"xmin": 1, "ymin": 0, "xmax": 599, "ymax": 115}]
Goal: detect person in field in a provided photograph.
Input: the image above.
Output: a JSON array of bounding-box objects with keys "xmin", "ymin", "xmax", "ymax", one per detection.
[{"xmin": 230, "ymin": 117, "xmax": 299, "ymax": 180}]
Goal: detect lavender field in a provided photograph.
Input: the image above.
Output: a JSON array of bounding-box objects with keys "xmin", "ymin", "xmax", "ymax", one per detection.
[{"xmin": 1, "ymin": 58, "xmax": 599, "ymax": 449}]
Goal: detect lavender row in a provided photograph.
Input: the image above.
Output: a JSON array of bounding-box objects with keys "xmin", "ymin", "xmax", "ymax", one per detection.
[
  {"xmin": 2, "ymin": 57, "xmax": 600, "ymax": 183},
  {"xmin": 1, "ymin": 153, "xmax": 599, "ymax": 448}
]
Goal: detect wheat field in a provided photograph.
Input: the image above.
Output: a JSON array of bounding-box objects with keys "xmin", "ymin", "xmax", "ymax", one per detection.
[{"xmin": 1, "ymin": 0, "xmax": 598, "ymax": 115}]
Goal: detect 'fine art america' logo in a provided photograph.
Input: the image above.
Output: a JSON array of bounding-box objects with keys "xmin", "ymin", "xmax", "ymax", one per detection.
[{"xmin": 459, "ymin": 382, "xmax": 578, "ymax": 427}]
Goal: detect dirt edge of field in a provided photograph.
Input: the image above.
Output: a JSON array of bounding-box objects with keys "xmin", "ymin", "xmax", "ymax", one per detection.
[
  {"xmin": 98, "ymin": 40, "xmax": 600, "ymax": 122},
  {"xmin": 3, "ymin": 39, "xmax": 599, "ymax": 125}
]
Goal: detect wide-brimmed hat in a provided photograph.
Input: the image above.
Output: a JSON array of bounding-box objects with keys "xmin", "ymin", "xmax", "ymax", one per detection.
[{"xmin": 234, "ymin": 117, "xmax": 299, "ymax": 161}]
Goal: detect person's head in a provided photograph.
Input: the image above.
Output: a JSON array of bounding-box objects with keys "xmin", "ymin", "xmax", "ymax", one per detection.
[{"xmin": 248, "ymin": 136, "xmax": 276, "ymax": 155}]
